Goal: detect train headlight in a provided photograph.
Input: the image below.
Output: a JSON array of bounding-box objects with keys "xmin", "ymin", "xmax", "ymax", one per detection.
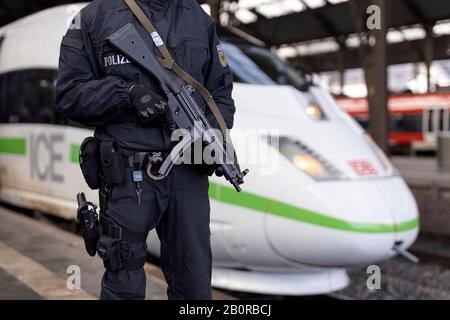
[
  {"xmin": 292, "ymin": 154, "xmax": 326, "ymax": 177},
  {"xmin": 305, "ymin": 102, "xmax": 325, "ymax": 120},
  {"xmin": 276, "ymin": 136, "xmax": 344, "ymax": 180},
  {"xmin": 364, "ymin": 134, "xmax": 399, "ymax": 175}
]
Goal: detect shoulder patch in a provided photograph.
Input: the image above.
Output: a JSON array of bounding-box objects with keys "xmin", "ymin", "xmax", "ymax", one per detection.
[{"xmin": 216, "ymin": 44, "xmax": 228, "ymax": 67}]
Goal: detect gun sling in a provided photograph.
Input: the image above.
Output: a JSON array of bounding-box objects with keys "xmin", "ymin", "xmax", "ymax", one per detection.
[{"xmin": 123, "ymin": 0, "xmax": 241, "ymax": 171}]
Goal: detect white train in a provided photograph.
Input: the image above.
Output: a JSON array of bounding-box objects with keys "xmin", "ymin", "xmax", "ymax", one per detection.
[{"xmin": 0, "ymin": 4, "xmax": 419, "ymax": 295}]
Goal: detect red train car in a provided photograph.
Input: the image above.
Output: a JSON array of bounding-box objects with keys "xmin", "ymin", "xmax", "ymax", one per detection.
[{"xmin": 336, "ymin": 92, "xmax": 450, "ymax": 153}]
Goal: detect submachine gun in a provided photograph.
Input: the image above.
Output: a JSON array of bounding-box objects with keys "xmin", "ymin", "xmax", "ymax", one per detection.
[{"xmin": 107, "ymin": 23, "xmax": 248, "ymax": 192}]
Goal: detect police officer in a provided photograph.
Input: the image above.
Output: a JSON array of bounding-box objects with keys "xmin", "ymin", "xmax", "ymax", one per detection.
[{"xmin": 56, "ymin": 0, "xmax": 235, "ymax": 300}]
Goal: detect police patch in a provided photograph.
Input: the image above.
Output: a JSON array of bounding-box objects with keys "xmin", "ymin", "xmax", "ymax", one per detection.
[
  {"xmin": 104, "ymin": 54, "xmax": 130, "ymax": 67},
  {"xmin": 216, "ymin": 44, "xmax": 228, "ymax": 67}
]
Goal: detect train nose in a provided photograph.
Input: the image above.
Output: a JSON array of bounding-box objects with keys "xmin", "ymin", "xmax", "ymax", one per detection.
[{"xmin": 264, "ymin": 176, "xmax": 419, "ymax": 266}]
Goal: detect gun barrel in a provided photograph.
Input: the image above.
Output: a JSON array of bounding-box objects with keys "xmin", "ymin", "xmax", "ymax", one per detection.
[{"xmin": 77, "ymin": 192, "xmax": 86, "ymax": 206}]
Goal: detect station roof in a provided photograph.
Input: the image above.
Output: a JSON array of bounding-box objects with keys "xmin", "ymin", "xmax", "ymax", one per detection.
[
  {"xmin": 239, "ymin": 0, "xmax": 450, "ymax": 46},
  {"xmin": 2, "ymin": 1, "xmax": 450, "ymax": 44},
  {"xmin": 294, "ymin": 34, "xmax": 450, "ymax": 73},
  {"xmin": 1, "ymin": 0, "xmax": 450, "ymax": 72},
  {"xmin": 0, "ymin": 0, "xmax": 450, "ymax": 40}
]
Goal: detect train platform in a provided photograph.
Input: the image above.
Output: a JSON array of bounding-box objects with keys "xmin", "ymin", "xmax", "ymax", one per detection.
[
  {"xmin": 392, "ymin": 156, "xmax": 450, "ymax": 237},
  {"xmin": 392, "ymin": 156, "xmax": 450, "ymax": 188},
  {"xmin": 0, "ymin": 206, "xmax": 233, "ymax": 300}
]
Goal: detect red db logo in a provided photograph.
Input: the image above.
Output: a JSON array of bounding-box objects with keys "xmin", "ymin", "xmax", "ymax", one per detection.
[{"xmin": 349, "ymin": 160, "xmax": 378, "ymax": 176}]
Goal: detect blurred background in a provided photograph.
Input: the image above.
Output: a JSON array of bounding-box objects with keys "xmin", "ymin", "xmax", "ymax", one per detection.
[{"xmin": 0, "ymin": 0, "xmax": 449, "ymax": 300}]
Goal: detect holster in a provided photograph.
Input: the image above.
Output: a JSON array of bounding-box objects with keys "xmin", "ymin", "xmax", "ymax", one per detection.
[{"xmin": 76, "ymin": 193, "xmax": 100, "ymax": 257}]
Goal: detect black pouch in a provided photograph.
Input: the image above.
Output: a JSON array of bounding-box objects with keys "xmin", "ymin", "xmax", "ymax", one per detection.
[
  {"xmin": 79, "ymin": 137, "xmax": 100, "ymax": 190},
  {"xmin": 97, "ymin": 235, "xmax": 121, "ymax": 270},
  {"xmin": 100, "ymin": 140, "xmax": 126, "ymax": 185}
]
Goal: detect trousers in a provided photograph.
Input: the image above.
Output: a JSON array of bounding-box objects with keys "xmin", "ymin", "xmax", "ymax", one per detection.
[{"xmin": 99, "ymin": 164, "xmax": 212, "ymax": 300}]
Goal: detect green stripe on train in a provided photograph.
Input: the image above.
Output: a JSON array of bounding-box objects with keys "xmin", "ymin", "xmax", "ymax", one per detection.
[
  {"xmin": 208, "ymin": 183, "xmax": 419, "ymax": 234},
  {"xmin": 70, "ymin": 144, "xmax": 80, "ymax": 164},
  {"xmin": 69, "ymin": 143, "xmax": 419, "ymax": 233},
  {"xmin": 0, "ymin": 138, "xmax": 26, "ymax": 155}
]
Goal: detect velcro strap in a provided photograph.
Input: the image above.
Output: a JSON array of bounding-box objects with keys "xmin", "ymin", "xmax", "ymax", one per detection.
[{"xmin": 101, "ymin": 217, "xmax": 147, "ymax": 243}]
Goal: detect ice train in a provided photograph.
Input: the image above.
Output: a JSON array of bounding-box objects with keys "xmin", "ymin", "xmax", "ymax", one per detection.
[{"xmin": 0, "ymin": 4, "xmax": 419, "ymax": 295}]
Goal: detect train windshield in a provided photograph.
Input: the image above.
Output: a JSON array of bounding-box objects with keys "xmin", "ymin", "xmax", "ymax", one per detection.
[
  {"xmin": 354, "ymin": 114, "xmax": 424, "ymax": 133},
  {"xmin": 222, "ymin": 42, "xmax": 312, "ymax": 91}
]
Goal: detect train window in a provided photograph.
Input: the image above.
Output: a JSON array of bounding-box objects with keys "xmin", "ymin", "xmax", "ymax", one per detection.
[
  {"xmin": 354, "ymin": 116, "xmax": 369, "ymax": 129},
  {"xmin": 222, "ymin": 41, "xmax": 312, "ymax": 91},
  {"xmin": 0, "ymin": 69, "xmax": 56, "ymax": 124},
  {"xmin": 221, "ymin": 42, "xmax": 275, "ymax": 85},
  {"xmin": 241, "ymin": 45, "xmax": 311, "ymax": 91},
  {"xmin": 427, "ymin": 109, "xmax": 433, "ymax": 133},
  {"xmin": 0, "ymin": 76, "xmax": 7, "ymax": 123},
  {"xmin": 0, "ymin": 91, "xmax": 7, "ymax": 122},
  {"xmin": 439, "ymin": 109, "xmax": 445, "ymax": 131},
  {"xmin": 390, "ymin": 114, "xmax": 422, "ymax": 132}
]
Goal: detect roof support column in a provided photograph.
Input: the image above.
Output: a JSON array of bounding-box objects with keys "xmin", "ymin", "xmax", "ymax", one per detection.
[
  {"xmin": 350, "ymin": 0, "xmax": 389, "ymax": 153},
  {"xmin": 209, "ymin": 0, "xmax": 222, "ymax": 23},
  {"xmin": 424, "ymin": 24, "xmax": 435, "ymax": 93},
  {"xmin": 337, "ymin": 38, "xmax": 346, "ymax": 96},
  {"xmin": 368, "ymin": 0, "xmax": 389, "ymax": 153}
]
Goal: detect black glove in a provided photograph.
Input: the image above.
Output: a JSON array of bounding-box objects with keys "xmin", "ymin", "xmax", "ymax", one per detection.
[{"xmin": 129, "ymin": 84, "xmax": 168, "ymax": 126}]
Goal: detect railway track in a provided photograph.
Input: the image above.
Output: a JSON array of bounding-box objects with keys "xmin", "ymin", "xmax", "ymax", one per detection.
[
  {"xmin": 333, "ymin": 234, "xmax": 450, "ymax": 300},
  {"xmin": 410, "ymin": 233, "xmax": 450, "ymax": 267}
]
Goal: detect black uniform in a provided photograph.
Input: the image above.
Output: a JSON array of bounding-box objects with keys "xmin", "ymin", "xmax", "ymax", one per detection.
[{"xmin": 56, "ymin": 0, "xmax": 235, "ymax": 300}]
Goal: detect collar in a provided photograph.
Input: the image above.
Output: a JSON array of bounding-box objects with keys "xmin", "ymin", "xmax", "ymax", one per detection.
[
  {"xmin": 116, "ymin": 0, "xmax": 173, "ymax": 11},
  {"xmin": 117, "ymin": 0, "xmax": 193, "ymax": 12}
]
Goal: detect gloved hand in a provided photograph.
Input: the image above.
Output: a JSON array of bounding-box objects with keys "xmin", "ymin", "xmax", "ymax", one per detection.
[{"xmin": 129, "ymin": 84, "xmax": 168, "ymax": 126}]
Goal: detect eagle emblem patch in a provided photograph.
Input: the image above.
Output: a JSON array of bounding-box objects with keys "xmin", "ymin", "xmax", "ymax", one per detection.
[{"xmin": 216, "ymin": 44, "xmax": 228, "ymax": 67}]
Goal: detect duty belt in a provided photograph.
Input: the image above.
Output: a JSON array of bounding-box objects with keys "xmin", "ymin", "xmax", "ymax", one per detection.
[{"xmin": 124, "ymin": 151, "xmax": 168, "ymax": 181}]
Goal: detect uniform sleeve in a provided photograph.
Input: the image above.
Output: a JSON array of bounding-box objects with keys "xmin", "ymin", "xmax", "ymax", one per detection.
[
  {"xmin": 203, "ymin": 22, "xmax": 236, "ymax": 129},
  {"xmin": 55, "ymin": 18, "xmax": 132, "ymax": 127}
]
